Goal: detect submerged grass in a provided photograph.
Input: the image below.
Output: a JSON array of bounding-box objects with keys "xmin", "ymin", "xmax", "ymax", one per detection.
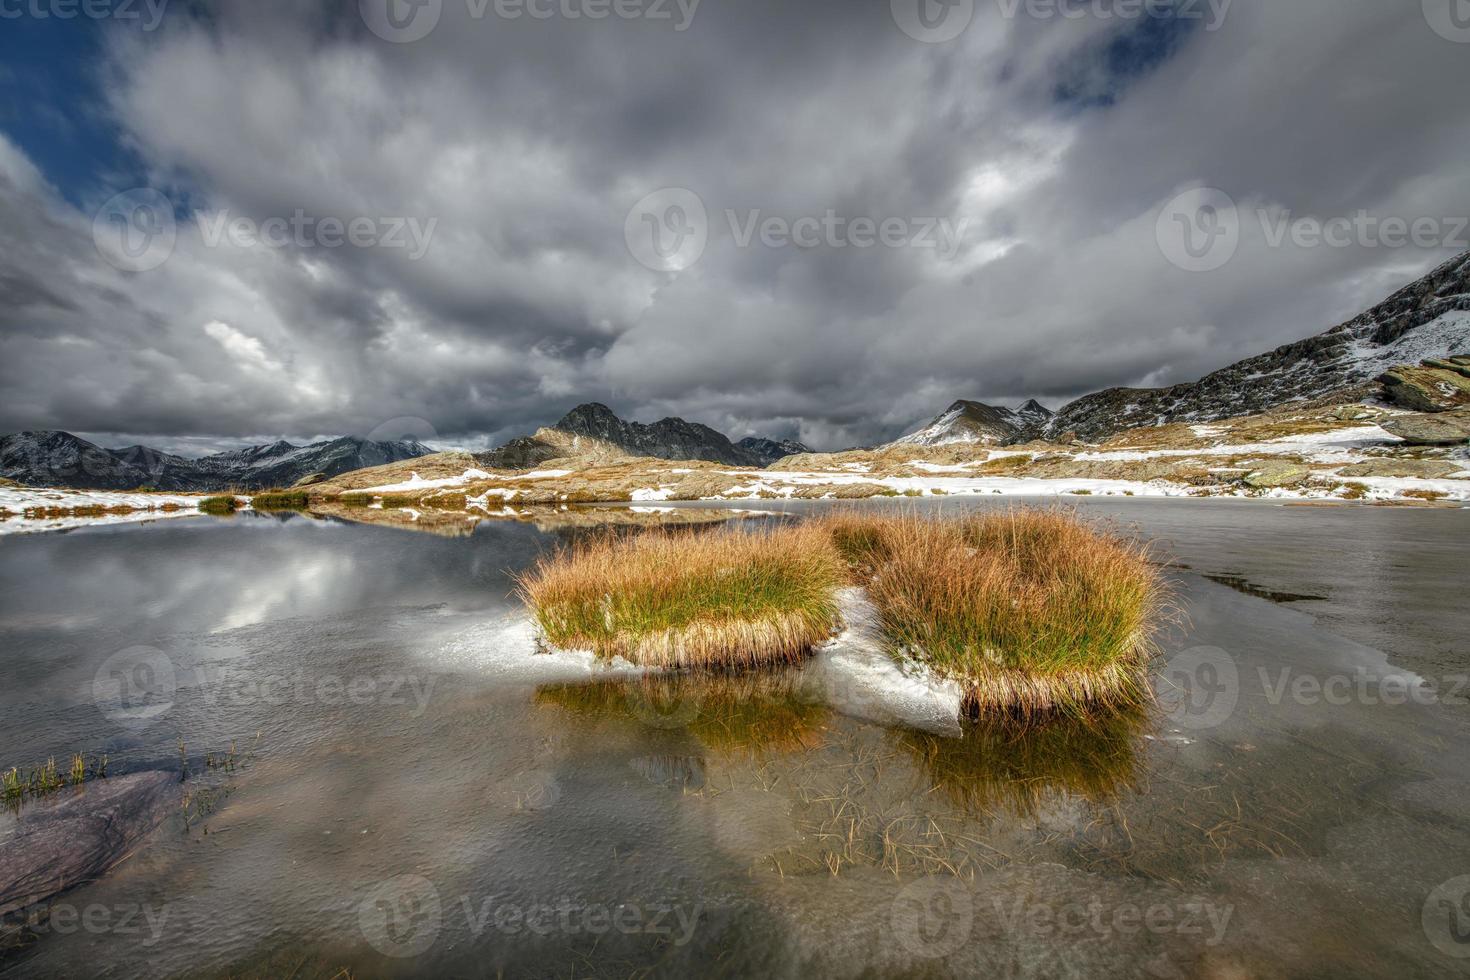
[
  {"xmin": 2, "ymin": 753, "xmax": 109, "ymax": 808},
  {"xmin": 517, "ymin": 523, "xmax": 845, "ymax": 669},
  {"xmin": 821, "ymin": 508, "xmax": 1168, "ymax": 718}
]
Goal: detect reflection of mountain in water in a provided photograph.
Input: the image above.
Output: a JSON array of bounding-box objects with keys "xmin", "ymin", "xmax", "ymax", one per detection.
[
  {"xmin": 899, "ymin": 710, "xmax": 1148, "ymax": 818},
  {"xmin": 535, "ymin": 670, "xmax": 831, "ymax": 759},
  {"xmin": 307, "ymin": 502, "xmax": 765, "ymax": 538}
]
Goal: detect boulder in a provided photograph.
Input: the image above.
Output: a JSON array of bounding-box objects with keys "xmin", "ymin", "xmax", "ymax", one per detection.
[
  {"xmin": 1338, "ymin": 459, "xmax": 1464, "ymax": 479},
  {"xmin": 1380, "ymin": 414, "xmax": 1470, "ymax": 446},
  {"xmin": 1378, "ymin": 363, "xmax": 1470, "ymax": 412},
  {"xmin": 289, "ymin": 471, "xmax": 328, "ymax": 488},
  {"xmin": 1243, "ymin": 461, "xmax": 1312, "ymax": 489},
  {"xmin": 0, "ymin": 771, "xmax": 180, "ymax": 919}
]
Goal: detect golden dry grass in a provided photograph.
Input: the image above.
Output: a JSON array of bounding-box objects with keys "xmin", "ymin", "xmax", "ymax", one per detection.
[
  {"xmin": 517, "ymin": 523, "xmax": 845, "ymax": 668},
  {"xmin": 820, "ymin": 508, "xmax": 1168, "ymax": 718}
]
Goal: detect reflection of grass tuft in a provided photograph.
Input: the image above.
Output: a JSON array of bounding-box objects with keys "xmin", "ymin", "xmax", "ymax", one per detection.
[
  {"xmin": 900, "ymin": 710, "xmax": 1146, "ymax": 816},
  {"xmin": 250, "ymin": 490, "xmax": 309, "ymax": 511},
  {"xmin": 198, "ymin": 495, "xmax": 240, "ymax": 514},
  {"xmin": 536, "ymin": 670, "xmax": 830, "ymax": 758},
  {"xmin": 820, "ymin": 508, "xmax": 1169, "ymax": 718},
  {"xmin": 518, "ymin": 524, "xmax": 844, "ymax": 669}
]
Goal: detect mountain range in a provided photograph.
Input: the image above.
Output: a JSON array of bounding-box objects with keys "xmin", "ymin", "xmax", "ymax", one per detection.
[
  {"xmin": 477, "ymin": 403, "xmax": 810, "ymax": 470},
  {"xmin": 5, "ymin": 251, "xmax": 1467, "ymax": 489},
  {"xmin": 894, "ymin": 399, "xmax": 1055, "ymax": 448},
  {"xmin": 0, "ymin": 431, "xmax": 435, "ymax": 491}
]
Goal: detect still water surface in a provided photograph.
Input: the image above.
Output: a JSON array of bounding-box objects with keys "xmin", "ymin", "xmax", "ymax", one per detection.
[{"xmin": 1, "ymin": 501, "xmax": 1467, "ymax": 978}]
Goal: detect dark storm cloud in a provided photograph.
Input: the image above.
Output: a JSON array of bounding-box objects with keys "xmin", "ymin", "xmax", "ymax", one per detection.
[{"xmin": 1, "ymin": 0, "xmax": 1468, "ymax": 451}]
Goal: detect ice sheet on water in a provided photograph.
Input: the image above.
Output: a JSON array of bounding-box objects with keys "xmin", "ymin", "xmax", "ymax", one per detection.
[
  {"xmin": 423, "ymin": 610, "xmax": 645, "ymax": 683},
  {"xmin": 810, "ymin": 588, "xmax": 964, "ymax": 736}
]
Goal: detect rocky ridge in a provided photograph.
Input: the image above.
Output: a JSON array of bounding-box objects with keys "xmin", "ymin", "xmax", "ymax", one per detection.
[
  {"xmin": 1034, "ymin": 250, "xmax": 1470, "ymax": 441},
  {"xmin": 0, "ymin": 431, "xmax": 434, "ymax": 491}
]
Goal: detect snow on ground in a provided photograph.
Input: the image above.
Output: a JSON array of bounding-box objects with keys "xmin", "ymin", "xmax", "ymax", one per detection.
[
  {"xmin": 1345, "ymin": 309, "xmax": 1470, "ymax": 378},
  {"xmin": 0, "ymin": 487, "xmax": 206, "ymax": 535},
  {"xmin": 359, "ymin": 468, "xmax": 492, "ymax": 493},
  {"xmin": 809, "ymin": 588, "xmax": 964, "ymax": 734}
]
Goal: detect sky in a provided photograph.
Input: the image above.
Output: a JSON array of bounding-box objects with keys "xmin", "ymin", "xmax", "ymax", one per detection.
[{"xmin": 1, "ymin": 0, "xmax": 1469, "ymax": 455}]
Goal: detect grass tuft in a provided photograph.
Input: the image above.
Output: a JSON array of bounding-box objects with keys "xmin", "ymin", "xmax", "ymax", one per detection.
[
  {"xmin": 199, "ymin": 495, "xmax": 240, "ymax": 515},
  {"xmin": 517, "ymin": 524, "xmax": 845, "ymax": 669},
  {"xmin": 820, "ymin": 508, "xmax": 1169, "ymax": 718},
  {"xmin": 249, "ymin": 490, "xmax": 310, "ymax": 511}
]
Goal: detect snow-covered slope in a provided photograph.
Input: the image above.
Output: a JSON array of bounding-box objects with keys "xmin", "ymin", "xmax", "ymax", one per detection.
[
  {"xmin": 894, "ymin": 399, "xmax": 1054, "ymax": 448},
  {"xmin": 1041, "ymin": 250, "xmax": 1470, "ymax": 441},
  {"xmin": 0, "ymin": 431, "xmax": 436, "ymax": 491}
]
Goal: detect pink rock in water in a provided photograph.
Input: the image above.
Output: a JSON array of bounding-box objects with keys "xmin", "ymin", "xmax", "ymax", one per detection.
[{"xmin": 0, "ymin": 771, "xmax": 180, "ymax": 918}]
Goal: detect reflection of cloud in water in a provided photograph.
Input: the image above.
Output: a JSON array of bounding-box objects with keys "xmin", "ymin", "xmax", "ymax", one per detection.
[{"xmin": 209, "ymin": 550, "xmax": 359, "ymax": 633}]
